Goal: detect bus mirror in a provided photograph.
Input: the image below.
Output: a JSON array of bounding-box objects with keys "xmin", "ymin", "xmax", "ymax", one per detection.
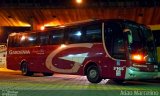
[
  {"xmin": 128, "ymin": 31, "xmax": 133, "ymax": 45},
  {"xmin": 123, "ymin": 29, "xmax": 133, "ymax": 45}
]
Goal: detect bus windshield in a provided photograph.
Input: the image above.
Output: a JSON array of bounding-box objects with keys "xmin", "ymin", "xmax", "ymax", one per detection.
[
  {"xmin": 104, "ymin": 21, "xmax": 156, "ymax": 63},
  {"xmin": 126, "ymin": 24, "xmax": 156, "ymax": 63}
]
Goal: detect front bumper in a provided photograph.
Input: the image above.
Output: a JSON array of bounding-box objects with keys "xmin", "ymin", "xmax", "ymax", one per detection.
[{"xmin": 125, "ymin": 67, "xmax": 159, "ymax": 80}]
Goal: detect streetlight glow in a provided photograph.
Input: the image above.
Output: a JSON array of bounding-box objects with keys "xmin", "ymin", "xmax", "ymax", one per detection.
[
  {"xmin": 40, "ymin": 26, "xmax": 45, "ymax": 31},
  {"xmin": 76, "ymin": 0, "xmax": 82, "ymax": 4}
]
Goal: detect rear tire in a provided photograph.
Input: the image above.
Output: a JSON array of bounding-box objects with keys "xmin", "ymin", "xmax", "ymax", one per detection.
[
  {"xmin": 21, "ymin": 62, "xmax": 33, "ymax": 76},
  {"xmin": 86, "ymin": 65, "xmax": 102, "ymax": 83},
  {"xmin": 43, "ymin": 73, "xmax": 54, "ymax": 76}
]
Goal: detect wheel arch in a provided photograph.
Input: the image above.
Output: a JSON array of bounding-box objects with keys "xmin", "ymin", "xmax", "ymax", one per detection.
[
  {"xmin": 19, "ymin": 59, "xmax": 27, "ymax": 69},
  {"xmin": 84, "ymin": 61, "xmax": 101, "ymax": 75}
]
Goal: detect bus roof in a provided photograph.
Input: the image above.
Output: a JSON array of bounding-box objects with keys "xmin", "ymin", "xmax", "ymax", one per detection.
[
  {"xmin": 46, "ymin": 19, "xmax": 138, "ymax": 29},
  {"xmin": 9, "ymin": 19, "xmax": 140, "ymax": 36}
]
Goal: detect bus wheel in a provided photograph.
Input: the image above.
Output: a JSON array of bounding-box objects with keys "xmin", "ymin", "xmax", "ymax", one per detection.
[
  {"xmin": 86, "ymin": 65, "xmax": 102, "ymax": 83},
  {"xmin": 21, "ymin": 63, "xmax": 33, "ymax": 76},
  {"xmin": 43, "ymin": 73, "xmax": 54, "ymax": 76}
]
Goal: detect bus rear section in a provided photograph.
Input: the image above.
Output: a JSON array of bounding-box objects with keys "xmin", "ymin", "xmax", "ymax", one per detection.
[
  {"xmin": 7, "ymin": 19, "xmax": 159, "ymax": 84},
  {"xmin": 7, "ymin": 32, "xmax": 54, "ymax": 76}
]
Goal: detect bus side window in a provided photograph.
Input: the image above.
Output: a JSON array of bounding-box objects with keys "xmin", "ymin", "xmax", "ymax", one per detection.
[
  {"xmin": 67, "ymin": 27, "xmax": 83, "ymax": 44},
  {"xmin": 26, "ymin": 33, "xmax": 38, "ymax": 46},
  {"xmin": 19, "ymin": 34, "xmax": 27, "ymax": 47},
  {"xmin": 85, "ymin": 24, "xmax": 102, "ymax": 43},
  {"xmin": 8, "ymin": 36, "xmax": 14, "ymax": 47},
  {"xmin": 15, "ymin": 35, "xmax": 21, "ymax": 47},
  {"xmin": 9, "ymin": 35, "xmax": 20, "ymax": 47},
  {"xmin": 39, "ymin": 32, "xmax": 49, "ymax": 46},
  {"xmin": 49, "ymin": 30, "xmax": 64, "ymax": 45},
  {"xmin": 153, "ymin": 30, "xmax": 160, "ymax": 47}
]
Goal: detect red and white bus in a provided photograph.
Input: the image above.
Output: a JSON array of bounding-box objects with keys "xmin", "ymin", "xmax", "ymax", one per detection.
[{"xmin": 7, "ymin": 19, "xmax": 159, "ymax": 83}]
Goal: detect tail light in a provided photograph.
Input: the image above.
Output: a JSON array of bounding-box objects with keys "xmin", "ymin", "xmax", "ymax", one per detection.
[{"xmin": 131, "ymin": 54, "xmax": 146, "ymax": 62}]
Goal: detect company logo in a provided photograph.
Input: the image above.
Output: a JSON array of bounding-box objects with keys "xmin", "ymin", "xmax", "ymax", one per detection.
[
  {"xmin": 45, "ymin": 43, "xmax": 93, "ymax": 73},
  {"xmin": 59, "ymin": 53, "xmax": 88, "ymax": 64},
  {"xmin": 9, "ymin": 50, "xmax": 30, "ymax": 55}
]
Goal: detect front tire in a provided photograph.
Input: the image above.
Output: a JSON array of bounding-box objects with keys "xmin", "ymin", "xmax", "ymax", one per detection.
[
  {"xmin": 21, "ymin": 62, "xmax": 33, "ymax": 76},
  {"xmin": 86, "ymin": 65, "xmax": 102, "ymax": 83}
]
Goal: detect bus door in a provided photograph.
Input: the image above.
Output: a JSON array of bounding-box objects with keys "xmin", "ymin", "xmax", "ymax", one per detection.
[{"xmin": 104, "ymin": 22, "xmax": 127, "ymax": 79}]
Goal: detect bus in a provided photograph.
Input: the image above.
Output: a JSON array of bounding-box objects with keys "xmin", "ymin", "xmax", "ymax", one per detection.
[
  {"xmin": 149, "ymin": 25, "xmax": 160, "ymax": 72},
  {"xmin": 7, "ymin": 19, "xmax": 159, "ymax": 83}
]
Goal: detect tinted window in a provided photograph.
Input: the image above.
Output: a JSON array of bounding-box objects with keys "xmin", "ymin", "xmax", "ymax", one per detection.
[
  {"xmin": 8, "ymin": 36, "xmax": 16, "ymax": 47},
  {"xmin": 50, "ymin": 30, "xmax": 64, "ymax": 45},
  {"xmin": 152, "ymin": 30, "xmax": 160, "ymax": 47},
  {"xmin": 85, "ymin": 24, "xmax": 102, "ymax": 43},
  {"xmin": 26, "ymin": 33, "xmax": 38, "ymax": 46},
  {"xmin": 68, "ymin": 27, "xmax": 83, "ymax": 44},
  {"xmin": 8, "ymin": 36, "xmax": 14, "ymax": 47},
  {"xmin": 8, "ymin": 34, "xmax": 21, "ymax": 47},
  {"xmin": 67, "ymin": 24, "xmax": 102, "ymax": 44},
  {"xmin": 39, "ymin": 32, "xmax": 49, "ymax": 45},
  {"xmin": 19, "ymin": 34, "xmax": 27, "ymax": 47}
]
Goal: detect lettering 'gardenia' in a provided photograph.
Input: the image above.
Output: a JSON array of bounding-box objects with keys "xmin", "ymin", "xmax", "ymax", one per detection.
[{"xmin": 9, "ymin": 50, "xmax": 30, "ymax": 55}]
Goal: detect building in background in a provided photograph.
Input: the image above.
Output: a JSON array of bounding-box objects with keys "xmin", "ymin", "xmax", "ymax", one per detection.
[{"xmin": 0, "ymin": 44, "xmax": 7, "ymax": 68}]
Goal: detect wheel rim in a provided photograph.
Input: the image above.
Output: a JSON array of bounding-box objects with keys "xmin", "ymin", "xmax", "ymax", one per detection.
[{"xmin": 89, "ymin": 69, "xmax": 97, "ymax": 79}]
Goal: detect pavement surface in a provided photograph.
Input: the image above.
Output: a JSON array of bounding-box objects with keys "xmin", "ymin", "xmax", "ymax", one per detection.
[{"xmin": 0, "ymin": 69, "xmax": 160, "ymax": 96}]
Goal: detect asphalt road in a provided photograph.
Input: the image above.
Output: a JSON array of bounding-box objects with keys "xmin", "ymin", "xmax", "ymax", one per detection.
[{"xmin": 0, "ymin": 71, "xmax": 159, "ymax": 96}]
